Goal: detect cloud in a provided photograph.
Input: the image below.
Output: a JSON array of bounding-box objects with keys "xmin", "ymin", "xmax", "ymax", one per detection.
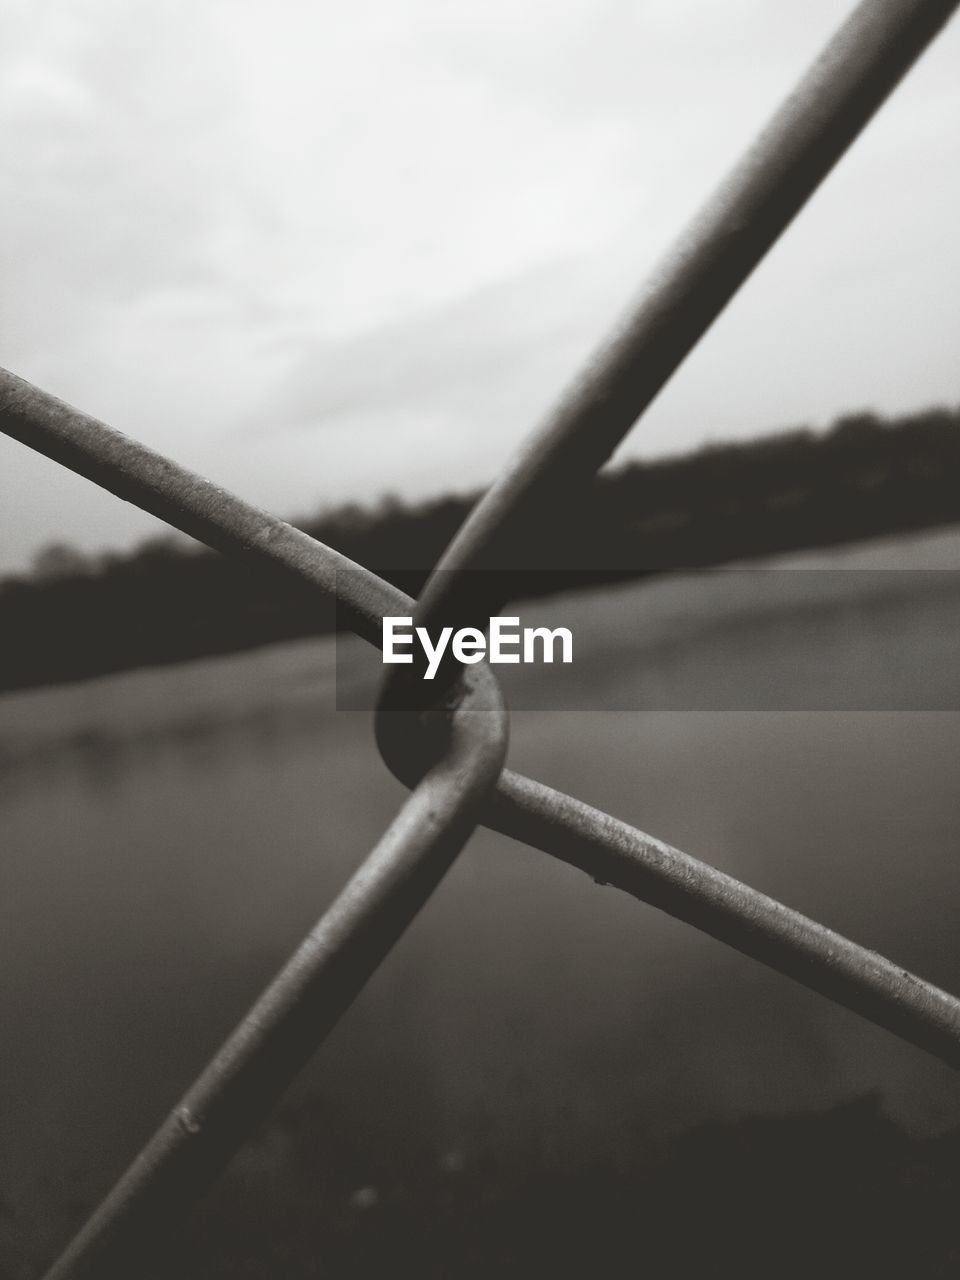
[{"xmin": 1, "ymin": 0, "xmax": 958, "ymax": 572}]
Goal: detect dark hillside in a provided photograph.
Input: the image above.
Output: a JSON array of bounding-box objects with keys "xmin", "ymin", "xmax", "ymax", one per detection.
[{"xmin": 2, "ymin": 406, "xmax": 958, "ymax": 693}]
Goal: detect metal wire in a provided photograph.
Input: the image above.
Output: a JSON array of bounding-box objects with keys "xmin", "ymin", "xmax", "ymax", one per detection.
[
  {"xmin": 0, "ymin": 0, "xmax": 957, "ymax": 1273},
  {"xmin": 413, "ymin": 0, "xmax": 960, "ymax": 643},
  {"xmin": 4, "ymin": 366, "xmax": 960, "ymax": 1079},
  {"xmin": 41, "ymin": 671, "xmax": 508, "ymax": 1280},
  {"xmin": 489, "ymin": 773, "xmax": 960, "ymax": 1068}
]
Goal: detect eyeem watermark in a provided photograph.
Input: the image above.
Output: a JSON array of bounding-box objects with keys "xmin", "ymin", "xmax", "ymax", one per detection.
[
  {"xmin": 336, "ymin": 568, "xmax": 960, "ymax": 711},
  {"xmin": 383, "ymin": 616, "xmax": 573, "ymax": 680}
]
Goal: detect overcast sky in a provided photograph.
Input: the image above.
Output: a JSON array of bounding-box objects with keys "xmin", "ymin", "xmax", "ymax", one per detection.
[{"xmin": 1, "ymin": 0, "xmax": 958, "ymax": 573}]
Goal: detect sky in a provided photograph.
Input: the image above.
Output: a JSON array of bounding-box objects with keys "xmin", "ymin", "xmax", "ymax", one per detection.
[{"xmin": 1, "ymin": 0, "xmax": 958, "ymax": 574}]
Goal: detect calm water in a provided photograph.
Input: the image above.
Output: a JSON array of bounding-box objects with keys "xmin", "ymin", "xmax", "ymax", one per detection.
[{"xmin": 2, "ymin": 528, "xmax": 960, "ymax": 1272}]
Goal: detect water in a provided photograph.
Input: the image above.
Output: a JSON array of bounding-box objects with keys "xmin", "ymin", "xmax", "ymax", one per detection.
[{"xmin": 2, "ymin": 528, "xmax": 960, "ymax": 1272}]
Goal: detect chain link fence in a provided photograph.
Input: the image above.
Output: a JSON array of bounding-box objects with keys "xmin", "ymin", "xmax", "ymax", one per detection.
[{"xmin": 2, "ymin": 0, "xmax": 959, "ymax": 1274}]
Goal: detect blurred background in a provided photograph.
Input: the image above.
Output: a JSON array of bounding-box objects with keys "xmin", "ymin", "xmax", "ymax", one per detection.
[{"xmin": 2, "ymin": 1, "xmax": 960, "ymax": 1275}]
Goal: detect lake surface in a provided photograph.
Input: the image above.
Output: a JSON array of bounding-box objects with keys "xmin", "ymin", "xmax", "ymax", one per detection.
[{"xmin": 2, "ymin": 527, "xmax": 960, "ymax": 1273}]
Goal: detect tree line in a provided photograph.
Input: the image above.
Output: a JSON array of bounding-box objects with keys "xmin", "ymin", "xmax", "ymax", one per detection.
[{"xmin": 2, "ymin": 406, "xmax": 958, "ymax": 692}]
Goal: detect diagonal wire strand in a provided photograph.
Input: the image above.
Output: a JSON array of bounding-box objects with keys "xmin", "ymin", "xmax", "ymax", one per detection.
[
  {"xmin": 3, "ymin": 0, "xmax": 959, "ymax": 1271},
  {"xmin": 4, "ymin": 367, "xmax": 960, "ymax": 1072},
  {"xmin": 411, "ymin": 0, "xmax": 960, "ymax": 644}
]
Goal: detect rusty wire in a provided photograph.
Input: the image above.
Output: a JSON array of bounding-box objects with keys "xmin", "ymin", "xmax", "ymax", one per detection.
[{"xmin": 1, "ymin": 0, "xmax": 959, "ymax": 1274}]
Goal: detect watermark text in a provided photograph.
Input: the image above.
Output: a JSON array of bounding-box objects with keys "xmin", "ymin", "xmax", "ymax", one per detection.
[{"xmin": 383, "ymin": 616, "xmax": 573, "ymax": 679}]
